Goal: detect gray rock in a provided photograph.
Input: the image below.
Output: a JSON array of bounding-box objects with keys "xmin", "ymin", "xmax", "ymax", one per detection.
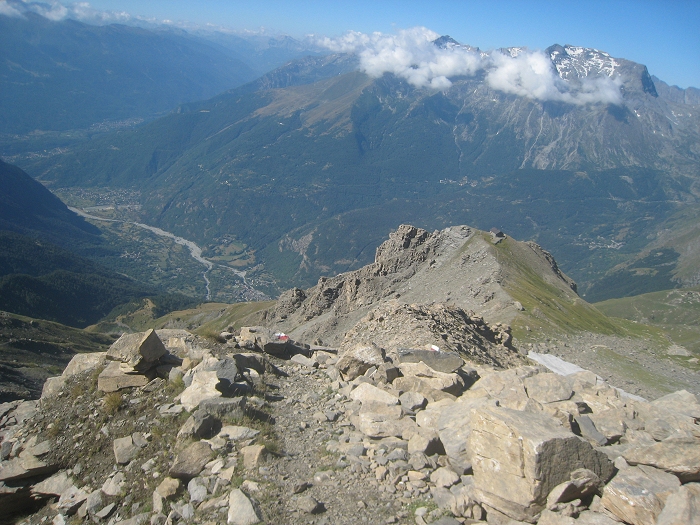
[
  {"xmin": 169, "ymin": 441, "xmax": 212, "ymax": 480},
  {"xmin": 575, "ymin": 415, "xmax": 609, "ymax": 446},
  {"xmin": 397, "ymin": 349, "xmax": 464, "ymax": 373},
  {"xmin": 655, "ymin": 482, "xmax": 700, "ymax": 525},
  {"xmin": 336, "ymin": 343, "xmax": 386, "ymax": 380},
  {"xmin": 113, "ymin": 436, "xmax": 139, "ymax": 464},
  {"xmin": 601, "ymin": 463, "xmax": 680, "ymax": 525},
  {"xmin": 470, "ymin": 405, "xmax": 615, "ymax": 522},
  {"xmin": 623, "ymin": 433, "xmax": 700, "ymax": 482},
  {"xmin": 227, "ymin": 488, "xmax": 262, "ymax": 525},
  {"xmin": 199, "ymin": 397, "xmax": 247, "ymax": 419},
  {"xmin": 399, "ymin": 391, "xmax": 427, "ymax": 412},
  {"xmin": 177, "ymin": 410, "xmax": 221, "ymax": 440},
  {"xmin": 107, "ymin": 329, "xmax": 166, "ymax": 371},
  {"xmin": 297, "ymin": 495, "xmax": 324, "ymax": 514},
  {"xmin": 187, "ymin": 477, "xmax": 208, "ymax": 503}
]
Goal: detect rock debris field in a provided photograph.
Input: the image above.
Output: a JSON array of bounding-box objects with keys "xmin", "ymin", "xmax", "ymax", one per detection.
[{"xmin": 1, "ymin": 327, "xmax": 699, "ymax": 525}]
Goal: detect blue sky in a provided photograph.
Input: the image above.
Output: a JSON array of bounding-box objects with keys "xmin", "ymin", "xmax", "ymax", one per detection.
[{"xmin": 21, "ymin": 0, "xmax": 700, "ymax": 88}]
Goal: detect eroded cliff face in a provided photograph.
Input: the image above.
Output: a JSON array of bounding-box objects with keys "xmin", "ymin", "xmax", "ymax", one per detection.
[{"xmin": 255, "ymin": 224, "xmax": 581, "ymax": 350}]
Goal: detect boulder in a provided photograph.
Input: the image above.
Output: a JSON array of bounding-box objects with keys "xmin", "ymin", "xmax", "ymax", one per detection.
[
  {"xmin": 623, "ymin": 432, "xmax": 700, "ymax": 482},
  {"xmin": 396, "ymin": 349, "xmax": 464, "ymax": 373},
  {"xmin": 107, "ymin": 329, "xmax": 166, "ymax": 371},
  {"xmin": 169, "ymin": 441, "xmax": 212, "ymax": 480},
  {"xmin": 470, "ymin": 405, "xmax": 615, "ymax": 522},
  {"xmin": 523, "ymin": 373, "xmax": 573, "ymax": 404},
  {"xmin": 350, "ymin": 382, "xmax": 400, "ymax": 406},
  {"xmin": 239, "ymin": 326, "xmax": 288, "ymax": 355},
  {"xmin": 180, "ymin": 370, "xmax": 221, "ymax": 411},
  {"xmin": 227, "ymin": 488, "xmax": 262, "ymax": 525},
  {"xmin": 396, "ymin": 361, "xmax": 465, "ymax": 395},
  {"xmin": 336, "ymin": 343, "xmax": 386, "ymax": 380},
  {"xmin": 655, "ymin": 482, "xmax": 700, "ymax": 525},
  {"xmin": 601, "ymin": 463, "xmax": 680, "ymax": 525}
]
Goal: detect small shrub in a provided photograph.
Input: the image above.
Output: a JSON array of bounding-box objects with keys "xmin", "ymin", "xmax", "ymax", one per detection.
[{"xmin": 103, "ymin": 392, "xmax": 123, "ymax": 415}]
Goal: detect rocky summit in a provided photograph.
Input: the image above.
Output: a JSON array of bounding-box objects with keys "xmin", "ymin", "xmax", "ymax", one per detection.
[{"xmin": 1, "ymin": 225, "xmax": 699, "ymax": 525}]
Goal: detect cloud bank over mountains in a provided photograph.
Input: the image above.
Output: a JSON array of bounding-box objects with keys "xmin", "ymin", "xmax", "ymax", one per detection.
[
  {"xmin": 3, "ymin": 0, "xmax": 135, "ymax": 24},
  {"xmin": 320, "ymin": 27, "xmax": 622, "ymax": 105},
  {"xmin": 2, "ymin": 3, "xmax": 623, "ymax": 106}
]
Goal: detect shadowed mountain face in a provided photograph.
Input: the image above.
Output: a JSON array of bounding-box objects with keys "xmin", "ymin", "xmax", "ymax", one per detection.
[
  {"xmin": 0, "ymin": 159, "xmax": 101, "ymax": 247},
  {"xmin": 17, "ymin": 41, "xmax": 700, "ymax": 299}
]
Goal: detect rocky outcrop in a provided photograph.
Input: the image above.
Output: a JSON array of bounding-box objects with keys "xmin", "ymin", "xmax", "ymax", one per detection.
[{"xmin": 1, "ymin": 325, "xmax": 698, "ymax": 525}]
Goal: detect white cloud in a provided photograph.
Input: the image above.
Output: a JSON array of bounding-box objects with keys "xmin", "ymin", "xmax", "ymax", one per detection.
[
  {"xmin": 318, "ymin": 27, "xmax": 482, "ymax": 90},
  {"xmin": 320, "ymin": 28, "xmax": 623, "ymax": 105},
  {"xmin": 487, "ymin": 49, "xmax": 622, "ymax": 105},
  {"xmin": 0, "ymin": 1, "xmax": 23, "ymax": 17}
]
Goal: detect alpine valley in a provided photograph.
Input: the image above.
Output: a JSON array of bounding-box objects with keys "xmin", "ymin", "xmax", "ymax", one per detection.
[{"xmin": 1, "ymin": 11, "xmax": 700, "ymax": 525}]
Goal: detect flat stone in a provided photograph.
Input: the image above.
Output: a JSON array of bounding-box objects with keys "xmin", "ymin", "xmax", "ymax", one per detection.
[
  {"xmin": 623, "ymin": 433, "xmax": 700, "ymax": 482},
  {"xmin": 350, "ymin": 382, "xmax": 400, "ymax": 406},
  {"xmin": 32, "ymin": 470, "xmax": 74, "ymax": 497},
  {"xmin": 97, "ymin": 361, "xmax": 149, "ymax": 393},
  {"xmin": 199, "ymin": 397, "xmax": 247, "ymax": 419},
  {"xmin": 396, "ymin": 349, "xmax": 464, "ymax": 373},
  {"xmin": 0, "ymin": 454, "xmax": 57, "ymax": 482},
  {"xmin": 218, "ymin": 425, "xmax": 260, "ymax": 441},
  {"xmin": 523, "ymin": 373, "xmax": 573, "ymax": 404}
]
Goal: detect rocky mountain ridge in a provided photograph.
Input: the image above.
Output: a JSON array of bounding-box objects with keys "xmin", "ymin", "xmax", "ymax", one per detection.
[
  {"xmin": 21, "ymin": 40, "xmax": 700, "ymax": 298},
  {"xmin": 1, "ymin": 315, "xmax": 698, "ymax": 525}
]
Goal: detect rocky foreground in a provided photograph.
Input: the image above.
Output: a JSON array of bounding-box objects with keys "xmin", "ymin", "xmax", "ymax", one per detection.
[{"xmin": 1, "ymin": 325, "xmax": 699, "ymax": 525}]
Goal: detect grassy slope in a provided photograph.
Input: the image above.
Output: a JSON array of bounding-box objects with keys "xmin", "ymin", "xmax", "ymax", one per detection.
[
  {"xmin": 595, "ymin": 287, "xmax": 700, "ymax": 356},
  {"xmin": 0, "ymin": 311, "xmax": 116, "ymax": 401}
]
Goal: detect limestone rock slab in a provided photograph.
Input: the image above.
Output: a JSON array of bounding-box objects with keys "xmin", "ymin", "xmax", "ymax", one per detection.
[{"xmin": 470, "ymin": 405, "xmax": 614, "ymax": 522}]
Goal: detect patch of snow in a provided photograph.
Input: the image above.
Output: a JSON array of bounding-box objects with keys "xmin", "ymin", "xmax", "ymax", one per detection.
[{"xmin": 527, "ymin": 351, "xmax": 646, "ymax": 401}]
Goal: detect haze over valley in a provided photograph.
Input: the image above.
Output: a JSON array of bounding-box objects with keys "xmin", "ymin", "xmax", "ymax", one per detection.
[{"xmin": 1, "ymin": 3, "xmax": 699, "ymax": 524}]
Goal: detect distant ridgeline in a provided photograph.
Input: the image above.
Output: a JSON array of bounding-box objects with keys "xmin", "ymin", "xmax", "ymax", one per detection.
[{"xmin": 18, "ymin": 40, "xmax": 700, "ymax": 300}]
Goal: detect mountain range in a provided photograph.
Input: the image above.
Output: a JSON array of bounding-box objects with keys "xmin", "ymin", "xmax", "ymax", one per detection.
[{"xmin": 15, "ymin": 37, "xmax": 699, "ymax": 302}]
